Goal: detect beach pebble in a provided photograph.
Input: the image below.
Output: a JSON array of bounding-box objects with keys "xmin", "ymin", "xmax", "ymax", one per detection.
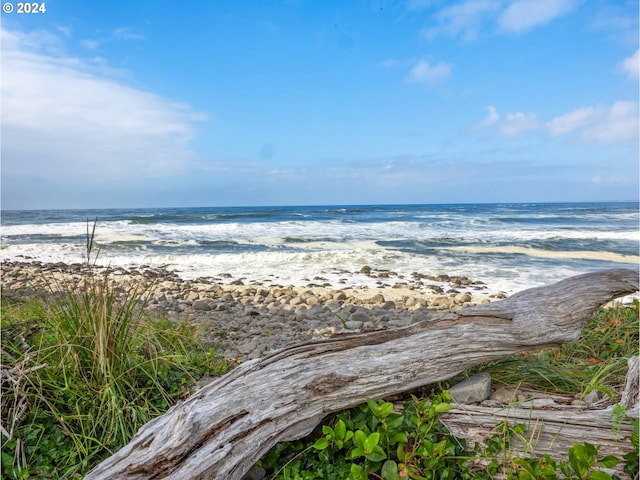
[
  {"xmin": 449, "ymin": 373, "xmax": 492, "ymax": 404},
  {"xmin": 0, "ymin": 260, "xmax": 496, "ymax": 364}
]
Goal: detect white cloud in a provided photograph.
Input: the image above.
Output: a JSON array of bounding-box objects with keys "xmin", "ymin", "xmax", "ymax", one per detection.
[
  {"xmin": 423, "ymin": 0, "xmax": 500, "ymax": 41},
  {"xmin": 422, "ymin": 0, "xmax": 579, "ymax": 40},
  {"xmin": 547, "ymin": 102, "xmax": 639, "ymax": 143},
  {"xmin": 472, "ymin": 105, "xmax": 500, "ymax": 130},
  {"xmin": 80, "ymin": 39, "xmax": 100, "ymax": 50},
  {"xmin": 546, "ymin": 106, "xmax": 601, "ymax": 137},
  {"xmin": 500, "ymin": 112, "xmax": 539, "ymax": 137},
  {"xmin": 580, "ymin": 102, "xmax": 639, "ymax": 143},
  {"xmin": 498, "ymin": 0, "xmax": 577, "ymax": 32},
  {"xmin": 1, "ymin": 27, "xmax": 205, "ymax": 180},
  {"xmin": 113, "ymin": 27, "xmax": 146, "ymax": 40},
  {"xmin": 621, "ymin": 49, "xmax": 639, "ymax": 79},
  {"xmin": 406, "ymin": 59, "xmax": 452, "ymax": 84}
]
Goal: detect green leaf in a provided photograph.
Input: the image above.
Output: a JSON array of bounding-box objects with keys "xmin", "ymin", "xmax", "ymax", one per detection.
[
  {"xmin": 389, "ymin": 431, "xmax": 408, "ymax": 445},
  {"xmin": 367, "ymin": 398, "xmax": 379, "ymax": 415},
  {"xmin": 313, "ymin": 437, "xmax": 330, "ymax": 450},
  {"xmin": 381, "ymin": 460, "xmax": 401, "ymax": 480},
  {"xmin": 364, "ymin": 432, "xmax": 380, "ymax": 453},
  {"xmin": 322, "ymin": 425, "xmax": 334, "ymax": 437},
  {"xmin": 350, "ymin": 447, "xmax": 365, "ymax": 459},
  {"xmin": 434, "ymin": 402, "xmax": 452, "ymax": 413},
  {"xmin": 513, "ymin": 458, "xmax": 536, "ymax": 476},
  {"xmin": 397, "ymin": 443, "xmax": 407, "ymax": 462},
  {"xmin": 366, "ymin": 445, "xmax": 387, "ymax": 462},
  {"xmin": 590, "ymin": 470, "xmax": 613, "ymax": 480},
  {"xmin": 350, "ymin": 463, "xmax": 367, "ymax": 480},
  {"xmin": 354, "ymin": 430, "xmax": 367, "ymax": 450},
  {"xmin": 599, "ymin": 455, "xmax": 621, "ymax": 468},
  {"xmin": 380, "ymin": 402, "xmax": 394, "ymax": 418},
  {"xmin": 335, "ymin": 419, "xmax": 347, "ymax": 440}
]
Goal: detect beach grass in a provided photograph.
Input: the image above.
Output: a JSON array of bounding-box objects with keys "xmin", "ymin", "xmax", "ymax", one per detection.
[
  {"xmin": 469, "ymin": 300, "xmax": 639, "ymax": 398},
  {"xmin": 1, "ymin": 226, "xmax": 231, "ymax": 478}
]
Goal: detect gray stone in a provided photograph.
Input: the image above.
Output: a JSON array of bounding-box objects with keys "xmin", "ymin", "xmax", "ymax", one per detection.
[
  {"xmin": 382, "ymin": 300, "xmax": 396, "ymax": 310},
  {"xmin": 449, "ymin": 373, "xmax": 492, "ymax": 404},
  {"xmin": 237, "ymin": 341, "xmax": 257, "ymax": 355},
  {"xmin": 192, "ymin": 299, "xmax": 211, "ymax": 311},
  {"xmin": 583, "ymin": 390, "xmax": 603, "ymax": 405},
  {"xmin": 364, "ymin": 294, "xmax": 385, "ymax": 304},
  {"xmin": 345, "ymin": 320, "xmax": 364, "ymax": 330},
  {"xmin": 349, "ymin": 311, "xmax": 370, "ymax": 323},
  {"xmin": 242, "ymin": 466, "xmax": 266, "ymax": 480},
  {"xmin": 490, "ymin": 387, "xmax": 517, "ymax": 404}
]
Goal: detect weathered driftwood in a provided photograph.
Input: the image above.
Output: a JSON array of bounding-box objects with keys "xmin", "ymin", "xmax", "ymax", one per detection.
[
  {"xmin": 86, "ymin": 268, "xmax": 638, "ymax": 480},
  {"xmin": 440, "ymin": 355, "xmax": 639, "ymax": 478}
]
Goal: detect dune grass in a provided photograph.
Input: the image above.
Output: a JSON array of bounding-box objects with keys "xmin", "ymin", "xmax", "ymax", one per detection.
[
  {"xmin": 1, "ymin": 225, "xmax": 231, "ymax": 479},
  {"xmin": 469, "ymin": 299, "xmax": 639, "ymax": 399}
]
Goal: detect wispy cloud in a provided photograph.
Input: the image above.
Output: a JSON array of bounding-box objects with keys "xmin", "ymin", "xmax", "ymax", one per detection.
[
  {"xmin": 546, "ymin": 105, "xmax": 601, "ymax": 137},
  {"xmin": 547, "ymin": 102, "xmax": 639, "ymax": 143},
  {"xmin": 2, "ymin": 27, "xmax": 205, "ymax": 182},
  {"xmin": 473, "ymin": 102, "xmax": 638, "ymax": 143},
  {"xmin": 579, "ymin": 102, "xmax": 639, "ymax": 143},
  {"xmin": 620, "ymin": 48, "xmax": 639, "ymax": 79},
  {"xmin": 406, "ymin": 59, "xmax": 452, "ymax": 84},
  {"xmin": 500, "ymin": 112, "xmax": 539, "ymax": 137},
  {"xmin": 113, "ymin": 27, "xmax": 146, "ymax": 40},
  {"xmin": 422, "ymin": 0, "xmax": 500, "ymax": 41},
  {"xmin": 419, "ymin": 0, "xmax": 579, "ymax": 40},
  {"xmin": 472, "ymin": 105, "xmax": 500, "ymax": 131},
  {"xmin": 497, "ymin": 0, "xmax": 577, "ymax": 32}
]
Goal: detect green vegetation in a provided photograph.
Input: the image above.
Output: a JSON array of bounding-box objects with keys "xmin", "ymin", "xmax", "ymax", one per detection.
[
  {"xmin": 260, "ymin": 301, "xmax": 639, "ymax": 479},
  {"xmin": 1, "ymin": 225, "xmax": 231, "ymax": 478},
  {"xmin": 260, "ymin": 393, "xmax": 638, "ymax": 480},
  {"xmin": 474, "ymin": 300, "xmax": 639, "ymax": 398}
]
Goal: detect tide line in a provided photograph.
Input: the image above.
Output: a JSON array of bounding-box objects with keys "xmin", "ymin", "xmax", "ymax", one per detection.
[{"xmin": 442, "ymin": 245, "xmax": 640, "ymax": 264}]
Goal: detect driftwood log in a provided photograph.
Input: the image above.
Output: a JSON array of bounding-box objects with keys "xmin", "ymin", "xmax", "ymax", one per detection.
[
  {"xmin": 440, "ymin": 355, "xmax": 639, "ymax": 478},
  {"xmin": 86, "ymin": 268, "xmax": 639, "ymax": 480}
]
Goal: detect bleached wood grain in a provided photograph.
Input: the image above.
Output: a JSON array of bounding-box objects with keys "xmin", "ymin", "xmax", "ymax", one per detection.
[{"xmin": 86, "ymin": 268, "xmax": 638, "ymax": 480}]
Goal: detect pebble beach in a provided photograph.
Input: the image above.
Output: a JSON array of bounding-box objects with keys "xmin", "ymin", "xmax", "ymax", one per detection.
[{"xmin": 1, "ymin": 260, "xmax": 503, "ymax": 364}]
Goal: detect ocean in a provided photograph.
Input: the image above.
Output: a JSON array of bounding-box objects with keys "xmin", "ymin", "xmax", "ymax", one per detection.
[{"xmin": 1, "ymin": 202, "xmax": 638, "ymax": 295}]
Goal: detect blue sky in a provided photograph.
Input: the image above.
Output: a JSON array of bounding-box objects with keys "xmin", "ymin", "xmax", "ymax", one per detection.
[{"xmin": 1, "ymin": 0, "xmax": 638, "ymax": 209}]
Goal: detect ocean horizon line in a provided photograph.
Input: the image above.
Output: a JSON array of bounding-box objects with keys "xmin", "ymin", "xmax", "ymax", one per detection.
[{"xmin": 2, "ymin": 199, "xmax": 638, "ymax": 214}]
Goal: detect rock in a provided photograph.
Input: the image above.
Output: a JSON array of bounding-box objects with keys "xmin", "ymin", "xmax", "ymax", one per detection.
[
  {"xmin": 192, "ymin": 300, "xmax": 211, "ymax": 311},
  {"xmin": 345, "ymin": 320, "xmax": 364, "ymax": 330},
  {"xmin": 456, "ymin": 293, "xmax": 472, "ymax": 304},
  {"xmin": 490, "ymin": 387, "xmax": 517, "ymax": 404},
  {"xmin": 364, "ymin": 294, "xmax": 385, "ymax": 304},
  {"xmin": 289, "ymin": 296, "xmax": 306, "ymax": 306},
  {"xmin": 583, "ymin": 390, "xmax": 603, "ymax": 405},
  {"xmin": 349, "ymin": 311, "xmax": 370, "ymax": 324},
  {"xmin": 382, "ymin": 301, "xmax": 396, "ymax": 310},
  {"xmin": 449, "ymin": 373, "xmax": 492, "ymax": 404},
  {"xmin": 333, "ymin": 292, "xmax": 348, "ymax": 301},
  {"xmin": 242, "ymin": 466, "xmax": 266, "ymax": 480},
  {"xmin": 359, "ymin": 265, "xmax": 372, "ymax": 274},
  {"xmin": 237, "ymin": 341, "xmax": 257, "ymax": 355}
]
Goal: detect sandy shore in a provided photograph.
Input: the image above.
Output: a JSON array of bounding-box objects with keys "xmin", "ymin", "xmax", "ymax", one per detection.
[{"xmin": 1, "ymin": 260, "xmax": 504, "ymax": 363}]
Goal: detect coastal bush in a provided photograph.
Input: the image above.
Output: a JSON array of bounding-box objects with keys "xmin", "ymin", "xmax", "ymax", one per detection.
[
  {"xmin": 260, "ymin": 301, "xmax": 639, "ymax": 479},
  {"xmin": 1, "ymin": 224, "xmax": 230, "ymax": 478},
  {"xmin": 259, "ymin": 392, "xmax": 635, "ymax": 480}
]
